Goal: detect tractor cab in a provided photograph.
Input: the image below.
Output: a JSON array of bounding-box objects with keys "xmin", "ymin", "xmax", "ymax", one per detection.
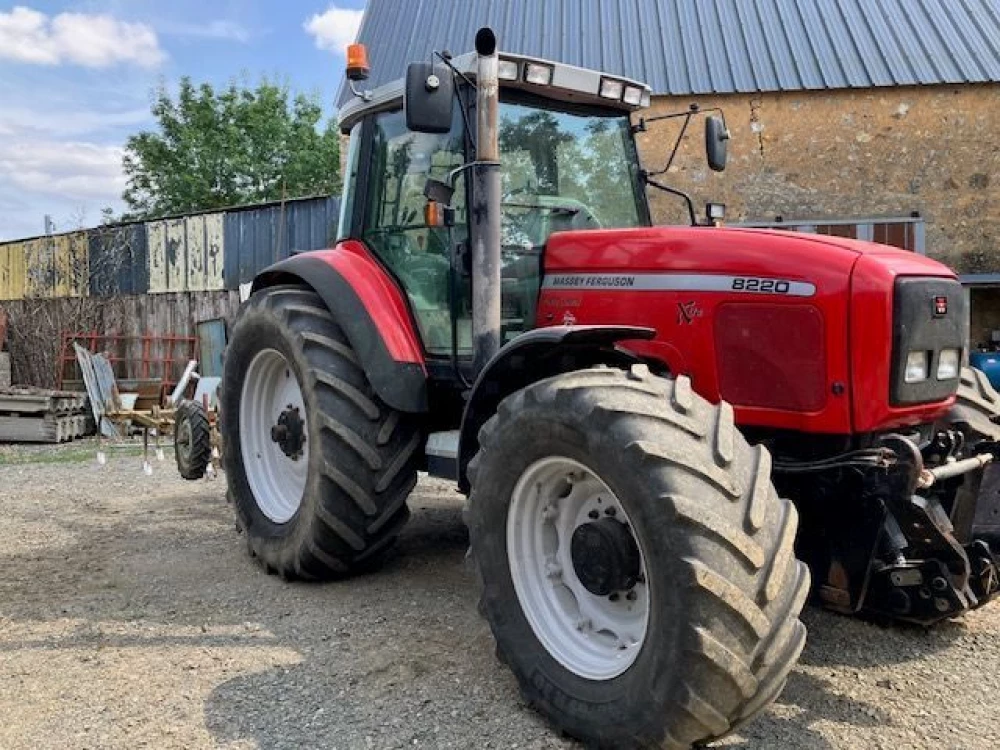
[{"xmin": 336, "ymin": 45, "xmax": 717, "ymax": 363}]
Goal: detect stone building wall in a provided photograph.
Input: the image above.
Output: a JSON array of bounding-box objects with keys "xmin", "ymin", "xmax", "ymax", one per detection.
[{"xmin": 635, "ymin": 84, "xmax": 1000, "ymax": 275}]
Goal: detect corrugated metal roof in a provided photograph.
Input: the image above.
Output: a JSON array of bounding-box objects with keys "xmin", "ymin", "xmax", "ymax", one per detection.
[{"xmin": 339, "ymin": 0, "xmax": 1000, "ymax": 104}]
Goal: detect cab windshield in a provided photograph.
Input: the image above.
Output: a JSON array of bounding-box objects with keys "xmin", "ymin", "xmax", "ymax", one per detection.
[
  {"xmin": 499, "ymin": 99, "xmax": 648, "ymax": 248},
  {"xmin": 357, "ymin": 96, "xmax": 648, "ymax": 357}
]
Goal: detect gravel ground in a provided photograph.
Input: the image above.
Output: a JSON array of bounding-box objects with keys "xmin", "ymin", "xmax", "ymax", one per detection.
[{"xmin": 1, "ymin": 440, "xmax": 999, "ymax": 749}]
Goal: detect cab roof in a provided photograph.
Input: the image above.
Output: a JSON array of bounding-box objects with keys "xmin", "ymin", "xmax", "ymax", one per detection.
[{"xmin": 338, "ymin": 50, "xmax": 651, "ymax": 133}]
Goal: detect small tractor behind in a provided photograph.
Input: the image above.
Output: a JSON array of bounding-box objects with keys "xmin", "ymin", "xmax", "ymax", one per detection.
[{"xmin": 219, "ymin": 29, "xmax": 1000, "ymax": 748}]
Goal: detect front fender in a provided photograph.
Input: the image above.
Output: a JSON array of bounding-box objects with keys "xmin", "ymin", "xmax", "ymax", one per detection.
[
  {"xmin": 457, "ymin": 325, "xmax": 655, "ymax": 492},
  {"xmin": 253, "ymin": 241, "xmax": 428, "ymax": 413}
]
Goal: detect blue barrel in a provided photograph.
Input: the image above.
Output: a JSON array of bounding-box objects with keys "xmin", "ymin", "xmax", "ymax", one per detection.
[{"xmin": 970, "ymin": 352, "xmax": 1000, "ymax": 390}]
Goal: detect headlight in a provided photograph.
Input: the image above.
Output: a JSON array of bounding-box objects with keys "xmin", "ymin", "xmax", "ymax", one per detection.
[
  {"xmin": 904, "ymin": 351, "xmax": 929, "ymax": 383},
  {"xmin": 524, "ymin": 63, "xmax": 553, "ymax": 86},
  {"xmin": 623, "ymin": 85, "xmax": 644, "ymax": 106},
  {"xmin": 498, "ymin": 59, "xmax": 519, "ymax": 81},
  {"xmin": 937, "ymin": 348, "xmax": 960, "ymax": 380},
  {"xmin": 599, "ymin": 78, "xmax": 624, "ymax": 100}
]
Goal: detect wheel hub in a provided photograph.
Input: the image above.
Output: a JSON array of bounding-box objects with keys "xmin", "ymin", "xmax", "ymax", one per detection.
[
  {"xmin": 571, "ymin": 517, "xmax": 642, "ymax": 596},
  {"xmin": 271, "ymin": 406, "xmax": 306, "ymax": 459}
]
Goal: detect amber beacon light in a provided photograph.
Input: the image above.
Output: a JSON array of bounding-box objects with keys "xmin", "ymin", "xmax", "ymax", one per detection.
[{"xmin": 346, "ymin": 43, "xmax": 370, "ymax": 81}]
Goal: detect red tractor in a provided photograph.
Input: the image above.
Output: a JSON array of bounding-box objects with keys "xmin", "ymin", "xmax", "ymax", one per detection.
[{"xmin": 222, "ymin": 29, "xmax": 1000, "ymax": 748}]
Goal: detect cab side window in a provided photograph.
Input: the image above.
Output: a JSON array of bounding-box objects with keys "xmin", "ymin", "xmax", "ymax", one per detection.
[{"xmin": 363, "ymin": 109, "xmax": 467, "ymax": 355}]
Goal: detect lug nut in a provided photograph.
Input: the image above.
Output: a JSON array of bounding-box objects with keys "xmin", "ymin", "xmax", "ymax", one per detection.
[
  {"xmin": 609, "ymin": 592, "xmax": 620, "ymax": 602},
  {"xmin": 626, "ymin": 590, "xmax": 637, "ymax": 601},
  {"xmin": 588, "ymin": 510, "xmax": 599, "ymax": 520},
  {"xmin": 604, "ymin": 507, "xmax": 617, "ymax": 517}
]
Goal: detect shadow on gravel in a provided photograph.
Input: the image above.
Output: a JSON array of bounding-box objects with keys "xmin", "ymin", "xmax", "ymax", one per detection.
[
  {"xmin": 797, "ymin": 605, "xmax": 965, "ymax": 669},
  {"xmin": 202, "ymin": 503, "xmax": 528, "ymax": 750},
  {"xmin": 727, "ymin": 669, "xmax": 893, "ymax": 749}
]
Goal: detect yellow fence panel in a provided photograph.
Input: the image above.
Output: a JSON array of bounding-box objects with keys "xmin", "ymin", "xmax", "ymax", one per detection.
[
  {"xmin": 148, "ymin": 214, "xmax": 226, "ymax": 293},
  {"xmin": 0, "ymin": 242, "xmax": 26, "ymax": 300},
  {"xmin": 147, "ymin": 220, "xmax": 168, "ymax": 292},
  {"xmin": 53, "ymin": 231, "xmax": 89, "ymax": 297},
  {"xmin": 24, "ymin": 238, "xmax": 54, "ymax": 298}
]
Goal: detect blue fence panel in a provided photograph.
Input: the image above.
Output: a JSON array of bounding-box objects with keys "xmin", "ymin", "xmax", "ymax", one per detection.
[
  {"xmin": 88, "ymin": 223, "xmax": 149, "ymax": 296},
  {"xmin": 223, "ymin": 195, "xmax": 340, "ymax": 289}
]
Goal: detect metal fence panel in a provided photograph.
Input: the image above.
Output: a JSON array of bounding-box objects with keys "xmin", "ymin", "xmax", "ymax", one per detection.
[
  {"xmin": 18, "ymin": 234, "xmax": 86, "ymax": 298},
  {"xmin": 88, "ymin": 223, "xmax": 149, "ymax": 296},
  {"xmin": 148, "ymin": 213, "xmax": 226, "ymax": 293},
  {"xmin": 223, "ymin": 196, "xmax": 340, "ymax": 289},
  {"xmin": 0, "ymin": 241, "xmax": 26, "ymax": 301}
]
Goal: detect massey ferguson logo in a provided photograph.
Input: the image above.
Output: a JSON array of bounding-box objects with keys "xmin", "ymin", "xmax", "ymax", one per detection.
[{"xmin": 934, "ymin": 296, "xmax": 948, "ymax": 317}]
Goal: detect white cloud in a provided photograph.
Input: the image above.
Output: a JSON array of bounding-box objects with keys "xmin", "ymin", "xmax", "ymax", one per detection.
[
  {"xmin": 0, "ymin": 6, "xmax": 165, "ymax": 68},
  {"xmin": 0, "ymin": 139, "xmax": 125, "ymax": 203},
  {"xmin": 304, "ymin": 5, "xmax": 363, "ymax": 54},
  {"xmin": 160, "ymin": 19, "xmax": 252, "ymax": 43},
  {"xmin": 0, "ymin": 106, "xmax": 152, "ymax": 139}
]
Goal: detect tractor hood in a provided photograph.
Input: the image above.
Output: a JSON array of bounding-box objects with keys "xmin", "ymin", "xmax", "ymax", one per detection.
[
  {"xmin": 544, "ymin": 225, "xmax": 954, "ymax": 281},
  {"xmin": 539, "ymin": 225, "xmax": 961, "ymax": 435}
]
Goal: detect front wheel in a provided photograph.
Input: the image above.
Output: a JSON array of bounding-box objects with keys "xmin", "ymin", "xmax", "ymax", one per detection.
[
  {"xmin": 221, "ymin": 285, "xmax": 421, "ymax": 579},
  {"xmin": 466, "ymin": 365, "xmax": 810, "ymax": 749}
]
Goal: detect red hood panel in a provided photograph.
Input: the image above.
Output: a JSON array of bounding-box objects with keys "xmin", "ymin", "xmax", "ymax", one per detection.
[
  {"xmin": 540, "ymin": 225, "xmax": 958, "ymax": 434},
  {"xmin": 546, "ymin": 226, "xmax": 953, "ymax": 277}
]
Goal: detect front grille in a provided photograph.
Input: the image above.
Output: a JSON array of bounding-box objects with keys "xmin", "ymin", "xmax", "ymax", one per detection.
[{"xmin": 891, "ymin": 277, "xmax": 965, "ymax": 405}]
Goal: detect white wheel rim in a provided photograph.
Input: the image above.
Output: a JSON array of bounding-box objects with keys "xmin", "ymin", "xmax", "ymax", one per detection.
[
  {"xmin": 239, "ymin": 349, "xmax": 309, "ymax": 524},
  {"xmin": 507, "ymin": 456, "xmax": 650, "ymax": 680}
]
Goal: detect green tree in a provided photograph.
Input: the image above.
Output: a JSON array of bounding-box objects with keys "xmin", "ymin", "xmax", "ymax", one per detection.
[{"xmin": 122, "ymin": 78, "xmax": 341, "ymax": 218}]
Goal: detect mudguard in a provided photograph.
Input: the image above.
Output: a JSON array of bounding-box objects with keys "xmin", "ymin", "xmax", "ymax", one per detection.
[
  {"xmin": 252, "ymin": 241, "xmax": 428, "ymax": 413},
  {"xmin": 457, "ymin": 325, "xmax": 655, "ymax": 492}
]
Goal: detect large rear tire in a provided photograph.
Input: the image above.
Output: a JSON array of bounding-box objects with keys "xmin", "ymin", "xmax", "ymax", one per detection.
[
  {"xmin": 466, "ymin": 365, "xmax": 809, "ymax": 749},
  {"xmin": 950, "ymin": 366, "xmax": 1000, "ymax": 442},
  {"xmin": 221, "ymin": 285, "xmax": 421, "ymax": 579}
]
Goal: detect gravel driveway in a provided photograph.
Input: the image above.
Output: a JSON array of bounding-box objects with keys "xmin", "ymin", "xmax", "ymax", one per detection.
[{"xmin": 1, "ymin": 442, "xmax": 998, "ymax": 749}]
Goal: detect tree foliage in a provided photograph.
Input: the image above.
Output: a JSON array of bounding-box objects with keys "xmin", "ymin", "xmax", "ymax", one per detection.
[{"xmin": 122, "ymin": 78, "xmax": 341, "ymax": 219}]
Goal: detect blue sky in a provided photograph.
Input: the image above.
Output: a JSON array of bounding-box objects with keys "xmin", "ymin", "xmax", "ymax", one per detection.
[{"xmin": 0, "ymin": 1, "xmax": 366, "ymax": 240}]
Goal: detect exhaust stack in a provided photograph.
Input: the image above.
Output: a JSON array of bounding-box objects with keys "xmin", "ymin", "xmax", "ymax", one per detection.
[{"xmin": 471, "ymin": 27, "xmax": 502, "ymax": 376}]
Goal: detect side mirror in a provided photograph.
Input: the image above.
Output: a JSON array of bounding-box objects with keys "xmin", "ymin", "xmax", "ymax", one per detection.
[
  {"xmin": 405, "ymin": 62, "xmax": 455, "ymax": 134},
  {"xmin": 705, "ymin": 115, "xmax": 729, "ymax": 172}
]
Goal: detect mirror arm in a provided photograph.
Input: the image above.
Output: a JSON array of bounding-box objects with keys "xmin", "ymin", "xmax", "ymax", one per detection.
[
  {"xmin": 430, "ymin": 50, "xmax": 478, "ymax": 152},
  {"xmin": 644, "ymin": 174, "xmax": 697, "ymax": 226},
  {"xmin": 434, "ymin": 51, "xmax": 478, "ymax": 91},
  {"xmin": 647, "ymin": 111, "xmax": 694, "ymax": 178}
]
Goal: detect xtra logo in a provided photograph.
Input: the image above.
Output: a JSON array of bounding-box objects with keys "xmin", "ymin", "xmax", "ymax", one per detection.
[{"xmin": 676, "ymin": 301, "xmax": 703, "ymax": 325}]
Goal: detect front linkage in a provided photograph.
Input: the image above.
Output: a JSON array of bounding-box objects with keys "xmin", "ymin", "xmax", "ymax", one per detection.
[
  {"xmin": 861, "ymin": 433, "xmax": 1000, "ymax": 624},
  {"xmin": 803, "ymin": 430, "xmax": 1000, "ymax": 626}
]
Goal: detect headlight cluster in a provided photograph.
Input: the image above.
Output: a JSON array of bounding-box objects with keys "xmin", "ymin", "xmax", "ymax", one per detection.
[
  {"xmin": 904, "ymin": 348, "xmax": 961, "ymax": 383},
  {"xmin": 496, "ymin": 56, "xmax": 650, "ymax": 108}
]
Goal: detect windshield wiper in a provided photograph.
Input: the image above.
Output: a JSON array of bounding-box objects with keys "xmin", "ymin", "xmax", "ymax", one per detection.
[{"xmin": 501, "ymin": 202, "xmax": 580, "ymax": 215}]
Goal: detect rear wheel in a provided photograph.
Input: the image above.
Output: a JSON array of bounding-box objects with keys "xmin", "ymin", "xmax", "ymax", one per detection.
[
  {"xmin": 174, "ymin": 399, "xmax": 211, "ymax": 480},
  {"xmin": 466, "ymin": 365, "xmax": 810, "ymax": 749},
  {"xmin": 221, "ymin": 285, "xmax": 421, "ymax": 579}
]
